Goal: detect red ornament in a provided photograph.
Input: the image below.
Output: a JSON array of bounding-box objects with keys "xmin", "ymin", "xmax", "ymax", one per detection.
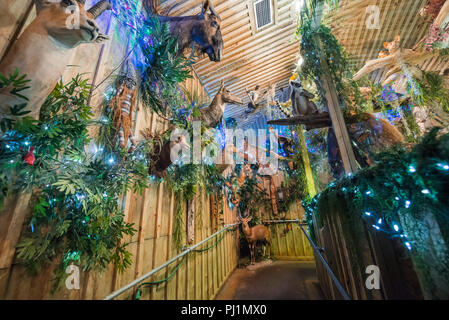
[{"xmin": 24, "ymin": 146, "xmax": 35, "ymax": 165}]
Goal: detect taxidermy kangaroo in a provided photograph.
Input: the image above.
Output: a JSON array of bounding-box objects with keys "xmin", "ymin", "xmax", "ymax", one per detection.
[
  {"xmin": 0, "ymin": 0, "xmax": 111, "ymax": 120},
  {"xmin": 198, "ymin": 80, "xmax": 243, "ymax": 128},
  {"xmin": 290, "ymin": 80, "xmax": 319, "ymax": 116},
  {"xmin": 148, "ymin": 0, "xmax": 224, "ymax": 62},
  {"xmin": 238, "ymin": 210, "xmax": 271, "ymax": 265}
]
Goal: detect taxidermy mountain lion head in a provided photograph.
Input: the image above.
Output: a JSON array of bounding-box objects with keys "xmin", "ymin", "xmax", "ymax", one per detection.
[
  {"xmin": 0, "ymin": 0, "xmax": 111, "ymax": 120},
  {"xmin": 35, "ymin": 0, "xmax": 111, "ymax": 47}
]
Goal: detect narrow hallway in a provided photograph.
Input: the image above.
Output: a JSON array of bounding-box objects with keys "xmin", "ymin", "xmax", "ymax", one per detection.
[{"xmin": 216, "ymin": 261, "xmax": 324, "ymax": 300}]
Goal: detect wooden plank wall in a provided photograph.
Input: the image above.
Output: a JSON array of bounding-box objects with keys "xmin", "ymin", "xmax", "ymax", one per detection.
[
  {"xmin": 0, "ymin": 1, "xmax": 313, "ymax": 300},
  {"xmin": 312, "ymin": 210, "xmax": 424, "ymax": 300},
  {"xmin": 259, "ymin": 175, "xmax": 314, "ymax": 261},
  {"xmin": 0, "ymin": 1, "xmax": 240, "ymax": 300}
]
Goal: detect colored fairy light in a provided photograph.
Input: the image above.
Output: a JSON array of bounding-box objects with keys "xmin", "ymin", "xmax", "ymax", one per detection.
[
  {"xmin": 108, "ymin": 157, "xmax": 115, "ymax": 164},
  {"xmin": 365, "ymin": 191, "xmax": 372, "ymax": 195},
  {"xmin": 100, "ymin": 117, "xmax": 109, "ymax": 124},
  {"xmin": 377, "ymin": 218, "xmax": 382, "ymax": 224},
  {"xmin": 395, "ymin": 197, "xmax": 400, "ymax": 200},
  {"xmin": 408, "ymin": 165, "xmax": 416, "ymax": 173},
  {"xmin": 6, "ymin": 144, "xmax": 10, "ymax": 148},
  {"xmin": 365, "ymin": 211, "xmax": 372, "ymax": 216},
  {"xmin": 421, "ymin": 189, "xmax": 430, "ymax": 194},
  {"xmin": 372, "ymin": 225, "xmax": 380, "ymax": 230},
  {"xmin": 437, "ymin": 163, "xmax": 449, "ymax": 170},
  {"xmin": 394, "ymin": 224, "xmax": 399, "ymax": 232},
  {"xmin": 405, "ymin": 242, "xmax": 412, "ymax": 250},
  {"xmin": 405, "ymin": 200, "xmax": 411, "ymax": 208}
]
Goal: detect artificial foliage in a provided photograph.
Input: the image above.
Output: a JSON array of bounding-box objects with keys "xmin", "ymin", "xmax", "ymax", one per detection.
[
  {"xmin": 278, "ymin": 134, "xmax": 310, "ymax": 214},
  {"xmin": 0, "ymin": 74, "xmax": 153, "ymax": 291},
  {"xmin": 165, "ymin": 163, "xmax": 229, "ymax": 249},
  {"xmin": 235, "ymin": 172, "xmax": 271, "ymax": 218},
  {"xmin": 296, "ymin": 0, "xmax": 349, "ymax": 107},
  {"xmin": 303, "ymin": 128, "xmax": 449, "ymax": 298},
  {"xmin": 415, "ymin": 71, "xmax": 449, "ymax": 113},
  {"xmin": 139, "ymin": 17, "xmax": 194, "ymax": 117}
]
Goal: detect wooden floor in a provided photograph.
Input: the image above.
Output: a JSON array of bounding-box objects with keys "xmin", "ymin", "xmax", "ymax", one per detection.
[{"xmin": 215, "ymin": 260, "xmax": 324, "ymax": 300}]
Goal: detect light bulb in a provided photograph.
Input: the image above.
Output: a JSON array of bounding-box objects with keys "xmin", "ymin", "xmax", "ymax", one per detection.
[{"xmin": 295, "ymin": 0, "xmax": 305, "ymax": 11}]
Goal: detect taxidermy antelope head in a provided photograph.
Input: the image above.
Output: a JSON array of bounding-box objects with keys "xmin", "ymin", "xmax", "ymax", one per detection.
[
  {"xmin": 198, "ymin": 80, "xmax": 243, "ymax": 128},
  {"xmin": 0, "ymin": 0, "xmax": 111, "ymax": 119},
  {"xmin": 155, "ymin": 0, "xmax": 224, "ymax": 62},
  {"xmin": 237, "ymin": 209, "xmax": 271, "ymax": 265}
]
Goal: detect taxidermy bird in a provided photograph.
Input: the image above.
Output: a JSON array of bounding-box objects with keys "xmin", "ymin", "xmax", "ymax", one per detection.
[{"xmin": 289, "ymin": 80, "xmax": 319, "ymax": 116}]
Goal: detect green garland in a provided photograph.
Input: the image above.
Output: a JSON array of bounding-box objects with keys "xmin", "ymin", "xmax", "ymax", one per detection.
[
  {"xmin": 139, "ymin": 17, "xmax": 194, "ymax": 117},
  {"xmin": 415, "ymin": 70, "xmax": 449, "ymax": 113},
  {"xmin": 1, "ymin": 75, "xmax": 153, "ymax": 291},
  {"xmin": 303, "ymin": 128, "xmax": 449, "ymax": 298}
]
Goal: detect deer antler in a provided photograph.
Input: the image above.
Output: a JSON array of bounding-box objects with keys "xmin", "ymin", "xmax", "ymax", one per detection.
[{"xmin": 88, "ymin": 0, "xmax": 111, "ymax": 19}]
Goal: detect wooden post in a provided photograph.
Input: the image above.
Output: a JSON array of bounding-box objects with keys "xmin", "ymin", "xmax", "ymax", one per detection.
[
  {"xmin": 296, "ymin": 125, "xmax": 317, "ymax": 197},
  {"xmin": 187, "ymin": 198, "xmax": 195, "ymax": 245},
  {"xmin": 269, "ymin": 176, "xmax": 279, "ymax": 215},
  {"xmin": 310, "ymin": 2, "xmax": 358, "ymax": 175},
  {"xmin": 319, "ymin": 68, "xmax": 359, "ymax": 174}
]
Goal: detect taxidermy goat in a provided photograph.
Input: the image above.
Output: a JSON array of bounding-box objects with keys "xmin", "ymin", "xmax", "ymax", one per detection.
[
  {"xmin": 290, "ymin": 80, "xmax": 319, "ymax": 116},
  {"xmin": 142, "ymin": 127, "xmax": 190, "ymax": 178},
  {"xmin": 110, "ymin": 61, "xmax": 138, "ymax": 153},
  {"xmin": 197, "ymin": 80, "xmax": 243, "ymax": 128},
  {"xmin": 147, "ymin": 0, "xmax": 223, "ymax": 62},
  {"xmin": 0, "ymin": 0, "xmax": 111, "ymax": 119}
]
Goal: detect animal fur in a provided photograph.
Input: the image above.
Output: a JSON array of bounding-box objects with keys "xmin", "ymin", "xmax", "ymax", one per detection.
[
  {"xmin": 151, "ymin": 0, "xmax": 223, "ymax": 62},
  {"xmin": 238, "ymin": 214, "xmax": 271, "ymax": 265},
  {"xmin": 0, "ymin": 0, "xmax": 111, "ymax": 120},
  {"xmin": 290, "ymin": 80, "xmax": 319, "ymax": 116},
  {"xmin": 110, "ymin": 61, "xmax": 138, "ymax": 152},
  {"xmin": 198, "ymin": 80, "xmax": 243, "ymax": 128}
]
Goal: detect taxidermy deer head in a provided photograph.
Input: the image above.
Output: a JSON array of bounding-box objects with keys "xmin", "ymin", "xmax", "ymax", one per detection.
[
  {"xmin": 0, "ymin": 0, "xmax": 111, "ymax": 119},
  {"xmin": 155, "ymin": 0, "xmax": 224, "ymax": 62}
]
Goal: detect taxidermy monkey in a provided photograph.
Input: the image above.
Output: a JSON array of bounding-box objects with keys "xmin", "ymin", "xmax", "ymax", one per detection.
[
  {"xmin": 110, "ymin": 61, "xmax": 138, "ymax": 152},
  {"xmin": 289, "ymin": 80, "xmax": 318, "ymax": 116}
]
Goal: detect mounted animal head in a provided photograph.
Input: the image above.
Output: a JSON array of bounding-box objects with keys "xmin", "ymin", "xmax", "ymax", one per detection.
[
  {"xmin": 34, "ymin": 0, "xmax": 111, "ymax": 47},
  {"xmin": 193, "ymin": 0, "xmax": 223, "ymax": 62},
  {"xmin": 216, "ymin": 80, "xmax": 243, "ymax": 105},
  {"xmin": 0, "ymin": 0, "xmax": 111, "ymax": 119},
  {"xmin": 156, "ymin": 0, "xmax": 224, "ymax": 62}
]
